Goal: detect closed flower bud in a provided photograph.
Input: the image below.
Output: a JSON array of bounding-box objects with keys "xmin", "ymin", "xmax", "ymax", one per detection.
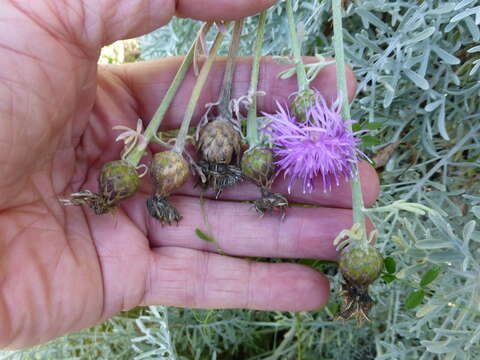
[
  {"xmin": 96, "ymin": 160, "xmax": 140, "ymax": 214},
  {"xmin": 291, "ymin": 89, "xmax": 316, "ymax": 121},
  {"xmin": 150, "ymin": 151, "xmax": 190, "ymax": 197},
  {"xmin": 197, "ymin": 120, "xmax": 241, "ymax": 164},
  {"xmin": 241, "ymin": 148, "xmax": 288, "ymax": 218},
  {"xmin": 339, "ymin": 245, "xmax": 383, "ymax": 287},
  {"xmin": 241, "ymin": 148, "xmax": 275, "ymax": 188},
  {"xmin": 337, "ymin": 244, "xmax": 383, "ymax": 322}
]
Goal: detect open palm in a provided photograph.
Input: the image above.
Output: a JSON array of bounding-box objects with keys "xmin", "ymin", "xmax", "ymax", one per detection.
[{"xmin": 0, "ymin": 0, "xmax": 379, "ymax": 349}]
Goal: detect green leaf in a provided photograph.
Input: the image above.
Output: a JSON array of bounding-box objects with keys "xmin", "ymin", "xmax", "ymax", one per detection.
[
  {"xmin": 420, "ymin": 266, "xmax": 442, "ymax": 287},
  {"xmin": 195, "ymin": 228, "xmax": 215, "ymax": 243},
  {"xmin": 361, "ymin": 135, "xmax": 382, "ymax": 146},
  {"xmin": 382, "ymin": 274, "xmax": 397, "ymax": 283},
  {"xmin": 384, "ymin": 257, "xmax": 397, "ymax": 274},
  {"xmin": 326, "ymin": 302, "xmax": 339, "ymax": 315},
  {"xmin": 352, "ymin": 122, "xmax": 383, "ymax": 132},
  {"xmin": 405, "ymin": 290, "xmax": 425, "ymax": 310},
  {"xmin": 363, "ymin": 122, "xmax": 384, "ymax": 130}
]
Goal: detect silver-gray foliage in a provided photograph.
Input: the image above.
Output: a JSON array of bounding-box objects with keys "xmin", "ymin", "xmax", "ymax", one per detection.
[{"xmin": 141, "ymin": 0, "xmax": 480, "ymax": 358}]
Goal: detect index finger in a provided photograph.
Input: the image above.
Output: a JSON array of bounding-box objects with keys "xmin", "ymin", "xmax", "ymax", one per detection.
[{"xmin": 115, "ymin": 56, "xmax": 357, "ymax": 131}]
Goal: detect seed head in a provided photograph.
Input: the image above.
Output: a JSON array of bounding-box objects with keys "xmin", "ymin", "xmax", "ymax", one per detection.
[
  {"xmin": 197, "ymin": 120, "xmax": 242, "ymax": 165},
  {"xmin": 150, "ymin": 151, "xmax": 190, "ymax": 197}
]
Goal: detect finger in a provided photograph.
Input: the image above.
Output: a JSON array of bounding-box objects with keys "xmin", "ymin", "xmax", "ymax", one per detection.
[
  {"xmin": 174, "ymin": 160, "xmax": 379, "ymax": 208},
  {"xmin": 175, "ymin": 0, "xmax": 277, "ymax": 22},
  {"xmin": 87, "ymin": 0, "xmax": 276, "ymax": 46},
  {"xmin": 115, "ymin": 56, "xmax": 357, "ymax": 130},
  {"xmin": 123, "ymin": 193, "xmax": 374, "ymax": 261},
  {"xmin": 142, "ymin": 247, "xmax": 329, "ymax": 311}
]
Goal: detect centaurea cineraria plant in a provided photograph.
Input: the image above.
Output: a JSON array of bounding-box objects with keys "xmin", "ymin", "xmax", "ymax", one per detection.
[
  {"xmin": 263, "ymin": 93, "xmax": 365, "ymax": 194},
  {"xmin": 279, "ymin": 0, "xmax": 382, "ymax": 322},
  {"xmin": 240, "ymin": 11, "xmax": 288, "ymax": 217}
]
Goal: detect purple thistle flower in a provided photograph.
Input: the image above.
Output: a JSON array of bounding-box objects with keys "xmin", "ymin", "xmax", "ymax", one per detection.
[{"xmin": 262, "ymin": 93, "xmax": 366, "ymax": 194}]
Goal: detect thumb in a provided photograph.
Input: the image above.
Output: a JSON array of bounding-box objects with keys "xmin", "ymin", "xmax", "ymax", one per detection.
[{"xmin": 91, "ymin": 0, "xmax": 276, "ymax": 46}]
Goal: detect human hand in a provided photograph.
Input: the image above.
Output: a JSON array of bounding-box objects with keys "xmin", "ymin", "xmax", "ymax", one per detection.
[{"xmin": 0, "ymin": 0, "xmax": 379, "ymax": 349}]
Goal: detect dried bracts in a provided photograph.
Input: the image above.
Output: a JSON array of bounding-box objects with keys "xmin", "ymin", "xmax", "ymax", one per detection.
[
  {"xmin": 196, "ymin": 119, "xmax": 243, "ymax": 197},
  {"xmin": 147, "ymin": 151, "xmax": 190, "ymax": 225},
  {"xmin": 61, "ymin": 160, "xmax": 140, "ymax": 215}
]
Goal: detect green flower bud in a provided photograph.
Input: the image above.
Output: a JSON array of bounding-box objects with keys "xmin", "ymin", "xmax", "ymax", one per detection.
[
  {"xmin": 291, "ymin": 89, "xmax": 316, "ymax": 122},
  {"xmin": 241, "ymin": 148, "xmax": 275, "ymax": 188},
  {"xmin": 96, "ymin": 160, "xmax": 140, "ymax": 214},
  {"xmin": 339, "ymin": 245, "xmax": 383, "ymax": 287}
]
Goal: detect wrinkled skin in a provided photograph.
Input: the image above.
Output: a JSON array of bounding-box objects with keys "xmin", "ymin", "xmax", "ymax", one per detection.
[{"xmin": 0, "ymin": 0, "xmax": 379, "ymax": 349}]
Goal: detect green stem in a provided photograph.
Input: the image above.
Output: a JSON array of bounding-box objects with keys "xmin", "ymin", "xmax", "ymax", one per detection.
[
  {"xmin": 246, "ymin": 11, "xmax": 267, "ymax": 148},
  {"xmin": 125, "ymin": 26, "xmax": 209, "ymax": 166},
  {"xmin": 332, "ymin": 0, "xmax": 367, "ymax": 245},
  {"xmin": 173, "ymin": 26, "xmax": 228, "ymax": 153},
  {"xmin": 286, "ymin": 0, "xmax": 308, "ymax": 93},
  {"xmin": 217, "ymin": 20, "xmax": 244, "ymax": 118}
]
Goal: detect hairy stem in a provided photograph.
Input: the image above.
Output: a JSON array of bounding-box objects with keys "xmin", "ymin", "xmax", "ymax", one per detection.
[
  {"xmin": 173, "ymin": 27, "xmax": 228, "ymax": 154},
  {"xmin": 217, "ymin": 19, "xmax": 244, "ymax": 118},
  {"xmin": 286, "ymin": 0, "xmax": 308, "ymax": 93},
  {"xmin": 126, "ymin": 24, "xmax": 212, "ymax": 166},
  {"xmin": 246, "ymin": 11, "xmax": 267, "ymax": 148},
  {"xmin": 332, "ymin": 0, "xmax": 368, "ymax": 245}
]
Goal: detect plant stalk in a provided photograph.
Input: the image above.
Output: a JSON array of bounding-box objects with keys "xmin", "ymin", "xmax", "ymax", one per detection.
[
  {"xmin": 173, "ymin": 26, "xmax": 229, "ymax": 154},
  {"xmin": 332, "ymin": 0, "xmax": 368, "ymax": 245},
  {"xmin": 126, "ymin": 25, "xmax": 211, "ymax": 166},
  {"xmin": 286, "ymin": 0, "xmax": 308, "ymax": 93},
  {"xmin": 246, "ymin": 11, "xmax": 267, "ymax": 148},
  {"xmin": 217, "ymin": 19, "xmax": 244, "ymax": 118}
]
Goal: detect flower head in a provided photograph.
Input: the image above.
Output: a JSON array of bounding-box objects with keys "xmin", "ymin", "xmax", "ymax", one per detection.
[{"xmin": 262, "ymin": 93, "xmax": 365, "ymax": 193}]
